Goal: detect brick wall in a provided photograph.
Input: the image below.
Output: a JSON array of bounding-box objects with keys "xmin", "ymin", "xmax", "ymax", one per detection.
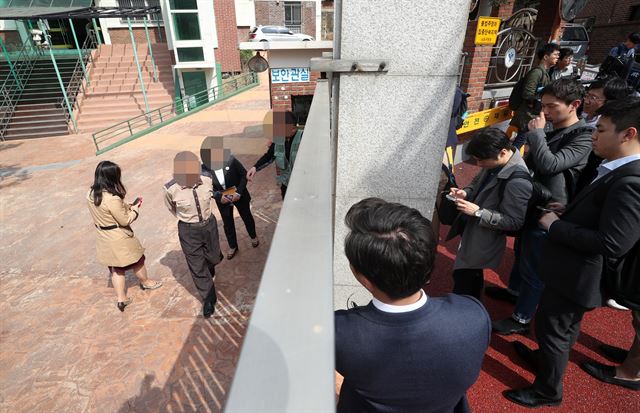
[
  {"xmin": 577, "ymin": 0, "xmax": 640, "ymax": 63},
  {"xmin": 107, "ymin": 27, "xmax": 167, "ymax": 44},
  {"xmin": 459, "ymin": 1, "xmax": 516, "ymax": 112},
  {"xmin": 214, "ymin": 0, "xmax": 242, "ymax": 72},
  {"xmin": 271, "ymin": 71, "xmax": 320, "ymax": 110},
  {"xmin": 460, "ymin": 20, "xmax": 494, "ymax": 112},
  {"xmin": 255, "ymin": 1, "xmax": 285, "ymax": 26},
  {"xmin": 255, "ymin": 1, "xmax": 316, "ymax": 37},
  {"xmin": 0, "ymin": 31, "xmax": 22, "ymax": 48},
  {"xmin": 302, "ymin": 1, "xmax": 316, "ymax": 38},
  {"xmin": 237, "ymin": 26, "xmax": 251, "ymax": 44}
]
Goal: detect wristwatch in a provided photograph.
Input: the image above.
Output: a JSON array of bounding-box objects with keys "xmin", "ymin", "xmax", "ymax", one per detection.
[{"xmin": 474, "ymin": 209, "xmax": 483, "ymax": 218}]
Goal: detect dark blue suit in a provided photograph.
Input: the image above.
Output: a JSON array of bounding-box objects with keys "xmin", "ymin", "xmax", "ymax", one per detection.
[{"xmin": 335, "ymin": 294, "xmax": 490, "ymax": 413}]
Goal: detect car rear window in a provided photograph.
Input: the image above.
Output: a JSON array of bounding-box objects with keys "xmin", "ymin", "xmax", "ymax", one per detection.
[
  {"xmin": 250, "ymin": 27, "xmax": 258, "ymax": 34},
  {"xmin": 562, "ymin": 27, "xmax": 588, "ymax": 42}
]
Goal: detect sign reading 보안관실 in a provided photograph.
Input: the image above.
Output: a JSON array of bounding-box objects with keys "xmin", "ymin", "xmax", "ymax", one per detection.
[
  {"xmin": 475, "ymin": 16, "xmax": 501, "ymax": 46},
  {"xmin": 271, "ymin": 68, "xmax": 311, "ymax": 83}
]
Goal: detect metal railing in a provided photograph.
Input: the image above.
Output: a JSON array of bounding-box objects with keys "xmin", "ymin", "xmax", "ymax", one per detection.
[
  {"xmin": 225, "ymin": 80, "xmax": 335, "ymax": 413},
  {"xmin": 92, "ymin": 72, "xmax": 259, "ymax": 154},
  {"xmin": 0, "ymin": 39, "xmax": 40, "ymax": 140},
  {"xmin": 58, "ymin": 32, "xmax": 98, "ymax": 133}
]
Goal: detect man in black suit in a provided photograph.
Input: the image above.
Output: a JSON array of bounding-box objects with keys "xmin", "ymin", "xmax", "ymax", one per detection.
[
  {"xmin": 505, "ymin": 97, "xmax": 640, "ymax": 407},
  {"xmin": 201, "ymin": 137, "xmax": 259, "ymax": 260}
]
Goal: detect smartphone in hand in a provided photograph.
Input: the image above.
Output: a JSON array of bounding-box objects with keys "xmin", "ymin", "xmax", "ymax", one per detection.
[
  {"xmin": 132, "ymin": 197, "xmax": 142, "ymax": 206},
  {"xmin": 536, "ymin": 205, "xmax": 553, "ymax": 213}
]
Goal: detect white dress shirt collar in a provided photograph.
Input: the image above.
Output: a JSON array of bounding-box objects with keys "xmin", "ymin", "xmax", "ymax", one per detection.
[
  {"xmin": 214, "ymin": 168, "xmax": 226, "ymax": 189},
  {"xmin": 372, "ymin": 290, "xmax": 427, "ymax": 313},
  {"xmin": 593, "ymin": 154, "xmax": 640, "ymax": 182}
]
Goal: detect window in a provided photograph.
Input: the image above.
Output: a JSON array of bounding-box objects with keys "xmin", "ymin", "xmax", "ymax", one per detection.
[
  {"xmin": 173, "ymin": 13, "xmax": 201, "ymax": 40},
  {"xmin": 177, "ymin": 47, "xmax": 204, "ymax": 62},
  {"xmin": 561, "ymin": 27, "xmax": 588, "ymax": 42},
  {"xmin": 117, "ymin": 0, "xmax": 162, "ymax": 23},
  {"xmin": 262, "ymin": 27, "xmax": 277, "ymax": 34},
  {"xmin": 284, "ymin": 2, "xmax": 302, "ymax": 26},
  {"xmin": 169, "ymin": 0, "xmax": 197, "ymax": 10},
  {"xmin": 631, "ymin": 6, "xmax": 640, "ymax": 21}
]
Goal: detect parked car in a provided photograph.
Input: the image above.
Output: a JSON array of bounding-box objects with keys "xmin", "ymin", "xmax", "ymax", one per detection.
[
  {"xmin": 559, "ymin": 23, "xmax": 590, "ymax": 61},
  {"xmin": 249, "ymin": 26, "xmax": 313, "ymax": 42}
]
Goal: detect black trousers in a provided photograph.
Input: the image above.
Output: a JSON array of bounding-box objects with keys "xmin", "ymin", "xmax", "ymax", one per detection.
[
  {"xmin": 177, "ymin": 218, "xmax": 221, "ymax": 303},
  {"xmin": 280, "ymin": 184, "xmax": 288, "ymax": 200},
  {"xmin": 218, "ymin": 195, "xmax": 257, "ymax": 249},
  {"xmin": 453, "ymin": 268, "xmax": 484, "ymax": 300},
  {"xmin": 533, "ymin": 288, "xmax": 588, "ymax": 399}
]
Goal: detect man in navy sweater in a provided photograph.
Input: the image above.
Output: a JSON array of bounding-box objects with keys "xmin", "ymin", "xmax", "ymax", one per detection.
[{"xmin": 335, "ymin": 198, "xmax": 491, "ymax": 413}]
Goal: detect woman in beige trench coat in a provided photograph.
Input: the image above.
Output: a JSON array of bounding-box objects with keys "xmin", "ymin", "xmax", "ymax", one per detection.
[{"xmin": 87, "ymin": 161, "xmax": 162, "ymax": 311}]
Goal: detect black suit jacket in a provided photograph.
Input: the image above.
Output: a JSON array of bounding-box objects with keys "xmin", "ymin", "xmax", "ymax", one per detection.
[
  {"xmin": 202, "ymin": 156, "xmax": 251, "ymax": 205},
  {"xmin": 539, "ymin": 159, "xmax": 640, "ymax": 308}
]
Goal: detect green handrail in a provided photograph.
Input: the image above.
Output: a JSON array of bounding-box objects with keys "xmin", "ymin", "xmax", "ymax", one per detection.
[
  {"xmin": 92, "ymin": 72, "xmax": 259, "ymax": 153},
  {"xmin": 0, "ymin": 37, "xmax": 39, "ymax": 140}
]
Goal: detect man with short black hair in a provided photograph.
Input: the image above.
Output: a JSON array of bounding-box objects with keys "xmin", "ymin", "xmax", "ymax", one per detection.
[
  {"xmin": 447, "ymin": 128, "xmax": 532, "ymax": 300},
  {"xmin": 335, "ymin": 198, "xmax": 490, "ymax": 413},
  {"xmin": 507, "ymin": 43, "xmax": 560, "ymax": 139},
  {"xmin": 490, "ymin": 78, "xmax": 593, "ymax": 335},
  {"xmin": 550, "ymin": 48, "xmax": 574, "ymax": 80},
  {"xmin": 505, "ymin": 97, "xmax": 640, "ymax": 406}
]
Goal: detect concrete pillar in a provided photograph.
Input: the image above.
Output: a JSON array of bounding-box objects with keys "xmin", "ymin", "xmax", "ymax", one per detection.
[{"xmin": 333, "ymin": 0, "xmax": 470, "ymax": 308}]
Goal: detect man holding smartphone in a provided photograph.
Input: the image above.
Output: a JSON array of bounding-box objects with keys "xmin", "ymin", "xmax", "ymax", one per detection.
[{"xmin": 490, "ymin": 78, "xmax": 593, "ymax": 335}]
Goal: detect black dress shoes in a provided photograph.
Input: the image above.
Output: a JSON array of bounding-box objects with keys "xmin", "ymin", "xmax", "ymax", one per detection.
[
  {"xmin": 492, "ymin": 317, "xmax": 530, "ymax": 335},
  {"xmin": 503, "ymin": 387, "xmax": 562, "ymax": 408},
  {"xmin": 599, "ymin": 344, "xmax": 629, "ymax": 364},
  {"xmin": 581, "ymin": 361, "xmax": 640, "ymax": 391},
  {"xmin": 203, "ymin": 299, "xmax": 216, "ymax": 318},
  {"xmin": 513, "ymin": 341, "xmax": 539, "ymax": 373},
  {"xmin": 485, "ymin": 286, "xmax": 518, "ymax": 304}
]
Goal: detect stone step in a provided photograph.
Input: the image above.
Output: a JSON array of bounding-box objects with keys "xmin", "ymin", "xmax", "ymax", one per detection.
[
  {"xmin": 78, "ymin": 99, "xmax": 173, "ymax": 117},
  {"xmin": 91, "ymin": 72, "xmax": 173, "ymax": 82},
  {"xmin": 86, "ymin": 83, "xmax": 174, "ymax": 94},
  {"xmin": 4, "ymin": 122, "xmax": 68, "ymax": 139}
]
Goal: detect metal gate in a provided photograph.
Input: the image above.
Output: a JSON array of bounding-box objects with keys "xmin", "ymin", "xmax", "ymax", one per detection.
[{"xmin": 485, "ymin": 8, "xmax": 539, "ymax": 87}]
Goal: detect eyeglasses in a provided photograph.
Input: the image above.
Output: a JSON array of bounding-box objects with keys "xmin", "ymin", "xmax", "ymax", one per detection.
[{"xmin": 585, "ymin": 94, "xmax": 606, "ymax": 102}]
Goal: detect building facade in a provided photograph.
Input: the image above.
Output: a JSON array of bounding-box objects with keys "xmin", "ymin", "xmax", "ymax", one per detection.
[
  {"xmin": 254, "ymin": 0, "xmax": 322, "ymax": 40},
  {"xmin": 576, "ymin": 0, "xmax": 640, "ymax": 64}
]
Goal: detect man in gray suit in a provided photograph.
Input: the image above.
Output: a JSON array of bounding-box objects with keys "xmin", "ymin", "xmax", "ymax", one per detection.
[
  {"xmin": 490, "ymin": 78, "xmax": 593, "ymax": 334},
  {"xmin": 446, "ymin": 128, "xmax": 533, "ymax": 299}
]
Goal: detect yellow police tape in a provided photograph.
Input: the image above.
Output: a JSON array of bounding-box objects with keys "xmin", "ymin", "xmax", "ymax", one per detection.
[{"xmin": 456, "ymin": 106, "xmax": 513, "ymax": 135}]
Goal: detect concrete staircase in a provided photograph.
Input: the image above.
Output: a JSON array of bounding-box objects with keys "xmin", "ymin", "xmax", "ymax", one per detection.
[
  {"xmin": 2, "ymin": 57, "xmax": 78, "ymax": 139},
  {"xmin": 76, "ymin": 43, "xmax": 175, "ymax": 133}
]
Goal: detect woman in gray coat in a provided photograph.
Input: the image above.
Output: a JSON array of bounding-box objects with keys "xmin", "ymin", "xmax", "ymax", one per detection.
[{"xmin": 447, "ymin": 128, "xmax": 533, "ymax": 299}]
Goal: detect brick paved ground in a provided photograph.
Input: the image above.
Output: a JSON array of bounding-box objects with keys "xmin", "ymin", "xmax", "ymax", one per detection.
[{"xmin": 0, "ymin": 74, "xmax": 280, "ymax": 412}]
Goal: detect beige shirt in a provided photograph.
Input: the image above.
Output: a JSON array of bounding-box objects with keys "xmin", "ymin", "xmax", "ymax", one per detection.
[{"xmin": 164, "ymin": 175, "xmax": 214, "ymax": 223}]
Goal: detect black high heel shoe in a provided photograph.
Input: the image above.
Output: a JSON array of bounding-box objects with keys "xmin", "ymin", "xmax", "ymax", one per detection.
[{"xmin": 117, "ymin": 297, "xmax": 133, "ymax": 312}]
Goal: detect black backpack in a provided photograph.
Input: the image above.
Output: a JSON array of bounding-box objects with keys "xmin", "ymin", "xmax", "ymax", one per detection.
[
  {"xmin": 497, "ymin": 170, "xmax": 552, "ymax": 237},
  {"xmin": 508, "ymin": 67, "xmax": 544, "ymax": 111}
]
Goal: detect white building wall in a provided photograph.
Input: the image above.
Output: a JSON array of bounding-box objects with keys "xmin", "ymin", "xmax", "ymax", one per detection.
[{"xmin": 235, "ymin": 0, "xmax": 256, "ymax": 28}]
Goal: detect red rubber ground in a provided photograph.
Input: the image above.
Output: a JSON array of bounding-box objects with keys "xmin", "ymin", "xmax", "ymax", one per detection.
[{"xmin": 428, "ymin": 161, "xmax": 639, "ymax": 412}]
